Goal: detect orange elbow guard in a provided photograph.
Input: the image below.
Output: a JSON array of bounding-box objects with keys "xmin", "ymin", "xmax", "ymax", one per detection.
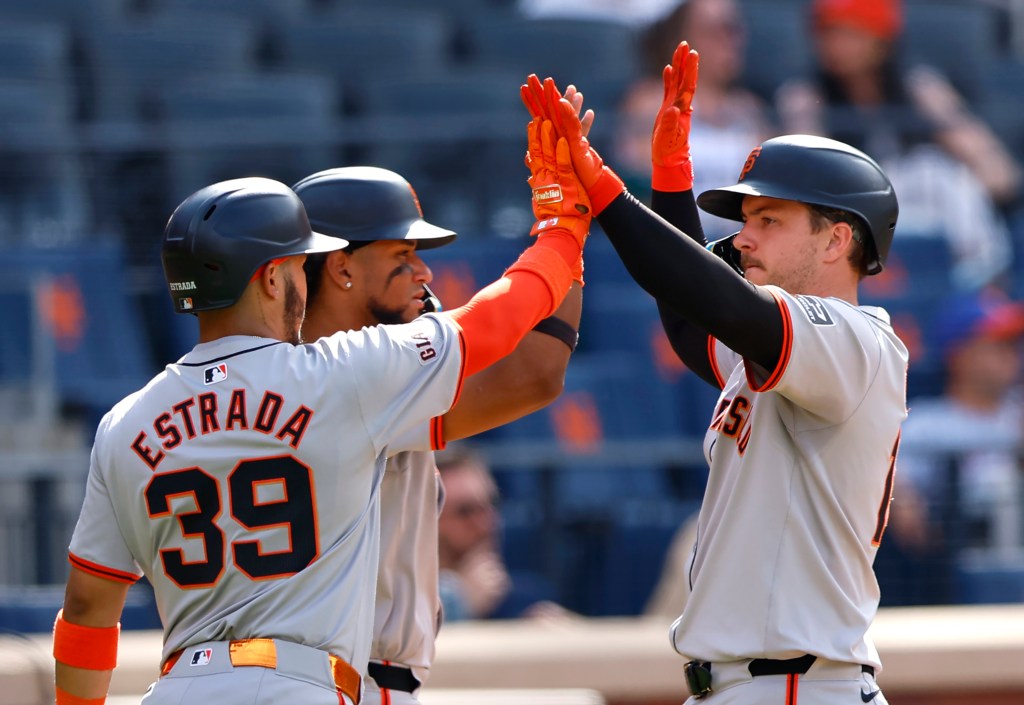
[
  {"xmin": 55, "ymin": 686, "xmax": 106, "ymax": 705},
  {"xmin": 53, "ymin": 609, "xmax": 120, "ymax": 671}
]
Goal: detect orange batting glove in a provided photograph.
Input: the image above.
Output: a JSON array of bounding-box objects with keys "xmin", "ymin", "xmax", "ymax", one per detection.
[
  {"xmin": 652, "ymin": 41, "xmax": 700, "ymax": 192},
  {"xmin": 526, "ymin": 118, "xmax": 591, "ymax": 247},
  {"xmin": 521, "ymin": 74, "xmax": 624, "ymax": 215}
]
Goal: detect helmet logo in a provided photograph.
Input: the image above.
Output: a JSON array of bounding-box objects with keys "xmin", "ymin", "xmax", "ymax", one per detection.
[
  {"xmin": 409, "ymin": 184, "xmax": 424, "ymax": 217},
  {"xmin": 738, "ymin": 146, "xmax": 762, "ymax": 181}
]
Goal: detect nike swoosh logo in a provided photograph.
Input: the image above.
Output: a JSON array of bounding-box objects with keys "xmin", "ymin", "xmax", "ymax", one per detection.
[{"xmin": 861, "ymin": 688, "xmax": 880, "ymax": 702}]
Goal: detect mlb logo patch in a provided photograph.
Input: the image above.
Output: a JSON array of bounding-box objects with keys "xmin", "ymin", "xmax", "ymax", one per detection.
[
  {"xmin": 204, "ymin": 364, "xmax": 228, "ymax": 385},
  {"xmin": 190, "ymin": 648, "xmax": 213, "ymax": 667},
  {"xmin": 179, "ymin": 298, "xmax": 193, "ymax": 311}
]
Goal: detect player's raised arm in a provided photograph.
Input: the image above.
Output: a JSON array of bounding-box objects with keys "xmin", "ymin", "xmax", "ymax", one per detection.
[
  {"xmin": 439, "ymin": 93, "xmax": 593, "ymax": 442},
  {"xmin": 520, "ymin": 70, "xmax": 784, "ymax": 374},
  {"xmin": 438, "ymin": 118, "xmax": 590, "ymax": 379}
]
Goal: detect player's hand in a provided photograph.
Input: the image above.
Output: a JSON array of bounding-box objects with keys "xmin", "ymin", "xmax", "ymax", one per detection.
[
  {"xmin": 522, "ymin": 74, "xmax": 594, "ymax": 136},
  {"xmin": 652, "ymin": 41, "xmax": 699, "ymax": 192},
  {"xmin": 522, "ymin": 75, "xmax": 625, "ymax": 215},
  {"xmin": 526, "ymin": 118, "xmax": 592, "ymax": 246}
]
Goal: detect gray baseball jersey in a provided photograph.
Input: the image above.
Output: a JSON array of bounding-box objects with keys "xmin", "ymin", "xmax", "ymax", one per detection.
[
  {"xmin": 371, "ymin": 450, "xmax": 443, "ymax": 687},
  {"xmin": 671, "ymin": 288, "xmax": 908, "ymax": 669},
  {"xmin": 68, "ymin": 314, "xmax": 462, "ymax": 674}
]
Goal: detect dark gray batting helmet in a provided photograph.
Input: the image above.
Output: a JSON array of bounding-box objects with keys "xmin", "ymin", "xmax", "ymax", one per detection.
[
  {"xmin": 292, "ymin": 166, "xmax": 456, "ymax": 249},
  {"xmin": 161, "ymin": 177, "xmax": 346, "ymax": 313},
  {"xmin": 697, "ymin": 134, "xmax": 898, "ymax": 275}
]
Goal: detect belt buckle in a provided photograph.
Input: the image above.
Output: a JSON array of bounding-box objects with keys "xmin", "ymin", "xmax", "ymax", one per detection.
[{"xmin": 684, "ymin": 660, "xmax": 713, "ymax": 699}]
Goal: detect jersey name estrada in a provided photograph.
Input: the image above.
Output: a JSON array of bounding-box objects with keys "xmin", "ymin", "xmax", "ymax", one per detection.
[
  {"xmin": 68, "ymin": 315, "xmax": 462, "ymax": 672},
  {"xmin": 671, "ymin": 287, "xmax": 908, "ymax": 669}
]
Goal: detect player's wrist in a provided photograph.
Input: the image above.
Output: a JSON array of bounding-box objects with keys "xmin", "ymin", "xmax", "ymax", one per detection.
[
  {"xmin": 587, "ymin": 166, "xmax": 625, "ymax": 215},
  {"xmin": 652, "ymin": 160, "xmax": 694, "ymax": 192},
  {"xmin": 529, "ymin": 215, "xmax": 590, "ymax": 245}
]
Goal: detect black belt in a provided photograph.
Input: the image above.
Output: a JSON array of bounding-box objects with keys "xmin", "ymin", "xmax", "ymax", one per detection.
[
  {"xmin": 367, "ymin": 662, "xmax": 421, "ymax": 692},
  {"xmin": 748, "ymin": 654, "xmax": 874, "ymax": 678}
]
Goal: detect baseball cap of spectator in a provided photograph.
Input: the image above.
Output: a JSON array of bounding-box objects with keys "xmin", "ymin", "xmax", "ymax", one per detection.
[
  {"xmin": 812, "ymin": 0, "xmax": 902, "ymax": 42},
  {"xmin": 933, "ymin": 290, "xmax": 1024, "ymax": 360}
]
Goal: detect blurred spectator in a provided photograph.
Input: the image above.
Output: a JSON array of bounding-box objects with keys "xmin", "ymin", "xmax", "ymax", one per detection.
[
  {"xmin": 436, "ymin": 444, "xmax": 574, "ymax": 621},
  {"xmin": 899, "ymin": 290, "xmax": 1024, "ymax": 557},
  {"xmin": 613, "ymin": 0, "xmax": 774, "ymax": 239},
  {"xmin": 775, "ymin": 0, "xmax": 1020, "ymax": 290}
]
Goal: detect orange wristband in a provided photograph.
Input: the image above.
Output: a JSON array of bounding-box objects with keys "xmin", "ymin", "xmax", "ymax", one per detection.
[
  {"xmin": 588, "ymin": 167, "xmax": 626, "ymax": 215},
  {"xmin": 55, "ymin": 686, "xmax": 106, "ymax": 705},
  {"xmin": 53, "ymin": 610, "xmax": 120, "ymax": 671}
]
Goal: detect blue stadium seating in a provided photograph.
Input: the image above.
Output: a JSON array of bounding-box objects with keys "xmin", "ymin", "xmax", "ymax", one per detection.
[
  {"xmin": 0, "ymin": 244, "xmax": 154, "ymax": 420},
  {"xmin": 0, "ymin": 20, "xmax": 72, "ymax": 84},
  {"xmin": 82, "ymin": 12, "xmax": 262, "ymax": 121},
  {"xmin": 359, "ymin": 68, "xmax": 532, "ymax": 238},
  {"xmin": 955, "ymin": 552, "xmax": 1024, "ymax": 604},
  {"xmin": 459, "ymin": 16, "xmax": 639, "ymax": 115},
  {"xmin": 157, "ymin": 72, "xmax": 341, "ymax": 203},
  {"xmin": 860, "ymin": 232, "xmax": 954, "ymax": 399},
  {"xmin": 273, "ymin": 8, "xmax": 454, "ymax": 101}
]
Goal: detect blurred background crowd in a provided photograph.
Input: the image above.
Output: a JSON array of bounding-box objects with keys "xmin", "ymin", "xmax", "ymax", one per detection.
[{"xmin": 2, "ymin": 0, "xmax": 1024, "ymax": 632}]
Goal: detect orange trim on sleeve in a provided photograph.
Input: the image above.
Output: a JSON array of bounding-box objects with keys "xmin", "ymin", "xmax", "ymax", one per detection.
[
  {"xmin": 746, "ymin": 288, "xmax": 793, "ymax": 392},
  {"xmin": 53, "ymin": 609, "xmax": 120, "ymax": 670},
  {"xmin": 68, "ymin": 553, "xmax": 140, "ymax": 585},
  {"xmin": 430, "ymin": 416, "xmax": 446, "ymax": 451},
  {"xmin": 55, "ymin": 686, "xmax": 106, "ymax": 705},
  {"xmin": 707, "ymin": 335, "xmax": 725, "ymax": 389}
]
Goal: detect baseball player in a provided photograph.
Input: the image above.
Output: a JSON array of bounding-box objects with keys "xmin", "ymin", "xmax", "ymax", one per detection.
[
  {"xmin": 522, "ymin": 42, "xmax": 906, "ymax": 704},
  {"xmin": 53, "ymin": 126, "xmax": 591, "ymax": 705},
  {"xmin": 292, "ymin": 165, "xmax": 582, "ymax": 705}
]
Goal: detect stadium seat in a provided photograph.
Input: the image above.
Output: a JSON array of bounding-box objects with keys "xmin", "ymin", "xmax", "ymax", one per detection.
[
  {"xmin": 273, "ymin": 9, "xmax": 454, "ymax": 102},
  {"xmin": 144, "ymin": 0, "xmax": 308, "ymax": 29},
  {"xmin": 359, "ymin": 68, "xmax": 531, "ymax": 238},
  {"xmin": 737, "ymin": 0, "xmax": 815, "ymax": 102},
  {"xmin": 0, "ymin": 245, "xmax": 155, "ymax": 421},
  {"xmin": 82, "ymin": 12, "xmax": 261, "ymax": 121},
  {"xmin": 861, "ymin": 233, "xmax": 953, "ymax": 399},
  {"xmin": 0, "ymin": 20, "xmax": 72, "ymax": 84},
  {"xmin": 459, "ymin": 16, "xmax": 640, "ymax": 115},
  {"xmin": 0, "ymin": 0, "xmax": 128, "ymax": 28},
  {"xmin": 902, "ymin": 0, "xmax": 1002, "ymax": 101},
  {"xmin": 157, "ymin": 72, "xmax": 342, "ymax": 203},
  {"xmin": 954, "ymin": 551, "xmax": 1024, "ymax": 604},
  {"xmin": 0, "ymin": 79, "xmax": 90, "ymax": 247}
]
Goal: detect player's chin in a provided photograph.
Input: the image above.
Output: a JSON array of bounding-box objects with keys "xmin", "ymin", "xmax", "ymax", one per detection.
[{"xmin": 742, "ymin": 267, "xmax": 767, "ymax": 285}]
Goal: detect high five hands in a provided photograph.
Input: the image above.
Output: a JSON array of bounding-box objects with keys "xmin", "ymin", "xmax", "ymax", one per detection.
[{"xmin": 520, "ymin": 75, "xmax": 625, "ymax": 215}]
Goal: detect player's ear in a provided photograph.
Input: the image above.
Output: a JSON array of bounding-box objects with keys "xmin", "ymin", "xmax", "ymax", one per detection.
[
  {"xmin": 323, "ymin": 249, "xmax": 353, "ymax": 290},
  {"xmin": 823, "ymin": 221, "xmax": 854, "ymax": 265}
]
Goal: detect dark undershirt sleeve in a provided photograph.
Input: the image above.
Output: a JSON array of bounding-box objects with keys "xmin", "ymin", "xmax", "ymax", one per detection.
[{"xmin": 595, "ymin": 190, "xmax": 785, "ymax": 375}]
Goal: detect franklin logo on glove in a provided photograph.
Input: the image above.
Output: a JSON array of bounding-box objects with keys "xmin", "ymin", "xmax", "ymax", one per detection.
[{"xmin": 533, "ymin": 185, "xmax": 563, "ymax": 204}]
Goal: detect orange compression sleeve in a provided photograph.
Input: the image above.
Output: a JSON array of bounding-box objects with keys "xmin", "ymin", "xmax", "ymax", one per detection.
[{"xmin": 446, "ymin": 230, "xmax": 578, "ymax": 378}]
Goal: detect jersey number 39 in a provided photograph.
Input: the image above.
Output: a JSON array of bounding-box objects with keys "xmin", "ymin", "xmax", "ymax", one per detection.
[{"xmin": 144, "ymin": 455, "xmax": 318, "ymax": 588}]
